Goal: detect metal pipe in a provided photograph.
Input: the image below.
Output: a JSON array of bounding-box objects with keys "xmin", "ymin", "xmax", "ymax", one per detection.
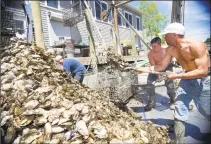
[{"xmin": 117, "ymin": 10, "xmax": 151, "ymax": 50}]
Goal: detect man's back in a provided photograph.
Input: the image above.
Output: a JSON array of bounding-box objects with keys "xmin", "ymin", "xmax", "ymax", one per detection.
[{"xmin": 63, "ymin": 58, "xmax": 86, "ymax": 75}]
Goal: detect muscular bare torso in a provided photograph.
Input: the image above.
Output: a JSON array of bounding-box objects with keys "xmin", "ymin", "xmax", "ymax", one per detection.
[
  {"xmin": 167, "ymin": 39, "xmax": 210, "ymax": 71},
  {"xmin": 149, "ymin": 49, "xmax": 166, "ymax": 65}
]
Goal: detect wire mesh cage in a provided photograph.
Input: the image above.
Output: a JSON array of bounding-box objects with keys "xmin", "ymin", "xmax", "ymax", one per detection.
[
  {"xmin": 96, "ymin": 69, "xmax": 138, "ymax": 104},
  {"xmin": 1, "ymin": 10, "xmax": 15, "ymax": 47},
  {"xmin": 62, "ymin": 1, "xmax": 85, "ymax": 27}
]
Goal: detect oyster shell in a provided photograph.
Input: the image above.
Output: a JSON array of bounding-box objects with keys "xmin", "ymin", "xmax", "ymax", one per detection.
[
  {"xmin": 52, "ymin": 127, "xmax": 65, "ymax": 133},
  {"xmin": 23, "ymin": 100, "xmax": 39, "ymax": 110},
  {"xmin": 20, "ymin": 129, "xmax": 42, "ymax": 144},
  {"xmin": 34, "ymin": 116, "xmax": 48, "ymax": 126},
  {"xmin": 75, "ymin": 120, "xmax": 89, "ymax": 137},
  {"xmin": 4, "ymin": 126, "xmax": 16, "ymax": 144},
  {"xmin": 1, "ymin": 115, "xmax": 13, "ymax": 126},
  {"xmin": 0, "ymin": 39, "xmax": 170, "ymax": 144}
]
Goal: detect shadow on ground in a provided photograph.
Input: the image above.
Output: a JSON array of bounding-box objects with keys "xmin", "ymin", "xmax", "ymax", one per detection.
[
  {"xmin": 131, "ymin": 92, "xmax": 171, "ymax": 112},
  {"xmin": 145, "ymin": 118, "xmax": 211, "ymax": 143},
  {"xmin": 129, "ymin": 87, "xmax": 211, "ymax": 143}
]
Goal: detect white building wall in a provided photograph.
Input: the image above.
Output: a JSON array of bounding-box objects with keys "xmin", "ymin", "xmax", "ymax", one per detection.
[
  {"xmin": 7, "ymin": 1, "xmax": 143, "ymax": 51},
  {"xmin": 48, "ymin": 20, "xmax": 71, "ymax": 45}
]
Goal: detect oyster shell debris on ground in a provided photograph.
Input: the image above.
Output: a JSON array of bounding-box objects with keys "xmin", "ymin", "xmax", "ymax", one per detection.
[{"xmin": 0, "ymin": 37, "xmax": 170, "ymax": 144}]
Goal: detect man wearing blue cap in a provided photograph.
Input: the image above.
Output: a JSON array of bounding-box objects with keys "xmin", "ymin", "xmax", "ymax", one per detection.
[{"xmin": 135, "ymin": 22, "xmax": 210, "ymax": 143}]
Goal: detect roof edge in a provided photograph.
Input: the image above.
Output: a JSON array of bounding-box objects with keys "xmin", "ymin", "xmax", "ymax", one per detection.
[{"xmin": 122, "ymin": 3, "xmax": 144, "ymax": 15}]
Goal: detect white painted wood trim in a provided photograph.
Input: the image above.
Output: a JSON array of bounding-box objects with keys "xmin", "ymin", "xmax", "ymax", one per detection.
[
  {"xmin": 45, "ymin": 0, "xmax": 60, "ymax": 10},
  {"xmin": 124, "ymin": 10, "xmax": 133, "ymax": 28},
  {"xmin": 93, "ymin": 1, "xmax": 110, "ymax": 24},
  {"xmin": 136, "ymin": 16, "xmax": 140, "ymax": 31},
  {"xmin": 47, "ymin": 10, "xmax": 52, "ymax": 46},
  {"xmin": 118, "ymin": 8, "xmax": 123, "ymax": 27}
]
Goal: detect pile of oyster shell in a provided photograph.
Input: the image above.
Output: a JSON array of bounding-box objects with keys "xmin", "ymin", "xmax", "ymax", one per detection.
[
  {"xmin": 1, "ymin": 38, "xmax": 170, "ymax": 144},
  {"xmin": 106, "ymin": 46, "xmax": 130, "ymax": 71}
]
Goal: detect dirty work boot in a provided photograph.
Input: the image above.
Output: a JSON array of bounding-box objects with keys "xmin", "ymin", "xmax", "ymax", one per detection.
[
  {"xmin": 174, "ymin": 119, "xmax": 185, "ymax": 144},
  {"xmin": 144, "ymin": 95, "xmax": 155, "ymax": 111}
]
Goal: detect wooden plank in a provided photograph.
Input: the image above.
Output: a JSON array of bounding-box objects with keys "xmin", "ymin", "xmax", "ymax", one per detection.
[
  {"xmin": 85, "ymin": 9, "xmax": 98, "ymax": 72},
  {"xmin": 74, "ymin": 56, "xmax": 107, "ymax": 65},
  {"xmin": 114, "ymin": 0, "xmax": 134, "ymax": 7},
  {"xmin": 52, "ymin": 43, "xmax": 65, "ymax": 48},
  {"xmin": 130, "ymin": 29, "xmax": 137, "ymax": 56},
  {"xmin": 123, "ymin": 56, "xmax": 144, "ymax": 62},
  {"xmin": 112, "ymin": 0, "xmax": 121, "ymax": 55},
  {"xmin": 73, "ymin": 55, "xmax": 144, "ymax": 65},
  {"xmin": 31, "ymin": 1, "xmax": 45, "ymax": 48}
]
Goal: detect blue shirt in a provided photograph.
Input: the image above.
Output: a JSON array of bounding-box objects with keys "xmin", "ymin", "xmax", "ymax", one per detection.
[{"xmin": 63, "ymin": 58, "xmax": 86, "ymax": 75}]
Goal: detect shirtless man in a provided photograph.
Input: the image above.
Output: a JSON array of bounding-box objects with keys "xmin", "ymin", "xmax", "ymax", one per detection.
[
  {"xmin": 136, "ymin": 23, "xmax": 210, "ymax": 143},
  {"xmin": 145, "ymin": 37, "xmax": 175, "ymax": 111}
]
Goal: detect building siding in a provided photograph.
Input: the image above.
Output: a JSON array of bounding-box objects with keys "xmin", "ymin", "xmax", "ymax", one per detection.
[
  {"xmin": 88, "ymin": 1, "xmax": 143, "ymax": 48},
  {"xmin": 77, "ymin": 19, "xmax": 89, "ymax": 44},
  {"xmin": 39, "ymin": 1, "xmax": 89, "ymax": 47},
  {"xmin": 95, "ymin": 21, "xmax": 112, "ymax": 44},
  {"xmin": 8, "ymin": 0, "xmax": 143, "ymax": 50},
  {"xmin": 119, "ymin": 28, "xmax": 131, "ymax": 41},
  {"xmin": 40, "ymin": 4, "xmax": 50, "ymax": 47}
]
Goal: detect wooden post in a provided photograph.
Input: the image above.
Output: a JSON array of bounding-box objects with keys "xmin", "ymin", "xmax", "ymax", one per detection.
[
  {"xmin": 112, "ymin": 1, "xmax": 121, "ymax": 55},
  {"xmin": 130, "ymin": 29, "xmax": 137, "ymax": 56},
  {"xmin": 85, "ymin": 9, "xmax": 98, "ymax": 73},
  {"xmin": 114, "ymin": 0, "xmax": 133, "ymax": 7},
  {"xmin": 171, "ymin": 1, "xmax": 185, "ymax": 24},
  {"xmin": 31, "ymin": 1, "xmax": 45, "ymax": 49}
]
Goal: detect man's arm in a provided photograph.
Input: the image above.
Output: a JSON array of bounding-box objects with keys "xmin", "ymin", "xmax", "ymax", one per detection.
[
  {"xmin": 148, "ymin": 52, "xmax": 156, "ymax": 66},
  {"xmin": 168, "ymin": 42, "xmax": 210, "ymax": 79},
  {"xmin": 63, "ymin": 60, "xmax": 71, "ymax": 73}
]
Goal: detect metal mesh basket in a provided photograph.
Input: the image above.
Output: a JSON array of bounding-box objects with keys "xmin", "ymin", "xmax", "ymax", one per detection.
[
  {"xmin": 62, "ymin": 1, "xmax": 85, "ymax": 27},
  {"xmin": 97, "ymin": 70, "xmax": 138, "ymax": 104},
  {"xmin": 1, "ymin": 10, "xmax": 15, "ymax": 47}
]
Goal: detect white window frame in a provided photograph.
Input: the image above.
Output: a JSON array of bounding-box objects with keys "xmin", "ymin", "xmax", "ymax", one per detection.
[
  {"xmin": 124, "ymin": 10, "xmax": 133, "ymax": 28},
  {"xmin": 70, "ymin": 0, "xmax": 78, "ymax": 5},
  {"xmin": 45, "ymin": 0, "xmax": 60, "ymax": 10},
  {"xmin": 94, "ymin": 1, "xmax": 109, "ymax": 23},
  {"xmin": 136, "ymin": 16, "xmax": 140, "ymax": 31},
  {"xmin": 25, "ymin": 0, "xmax": 31, "ymax": 4},
  {"xmin": 117, "ymin": 9, "xmax": 123, "ymax": 27},
  {"xmin": 13, "ymin": 18, "xmax": 27, "ymax": 37}
]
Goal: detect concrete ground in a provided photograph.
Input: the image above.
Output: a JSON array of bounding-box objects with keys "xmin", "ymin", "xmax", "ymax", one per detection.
[{"xmin": 127, "ymin": 73, "xmax": 211, "ymax": 143}]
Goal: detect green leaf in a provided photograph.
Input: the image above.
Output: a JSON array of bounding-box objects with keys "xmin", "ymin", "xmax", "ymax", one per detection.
[{"xmin": 138, "ymin": 1, "xmax": 168, "ymax": 40}]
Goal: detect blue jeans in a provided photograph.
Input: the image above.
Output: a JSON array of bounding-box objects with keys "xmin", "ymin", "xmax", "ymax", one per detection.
[
  {"xmin": 73, "ymin": 71, "xmax": 85, "ymax": 83},
  {"xmin": 174, "ymin": 76, "xmax": 210, "ymax": 121}
]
